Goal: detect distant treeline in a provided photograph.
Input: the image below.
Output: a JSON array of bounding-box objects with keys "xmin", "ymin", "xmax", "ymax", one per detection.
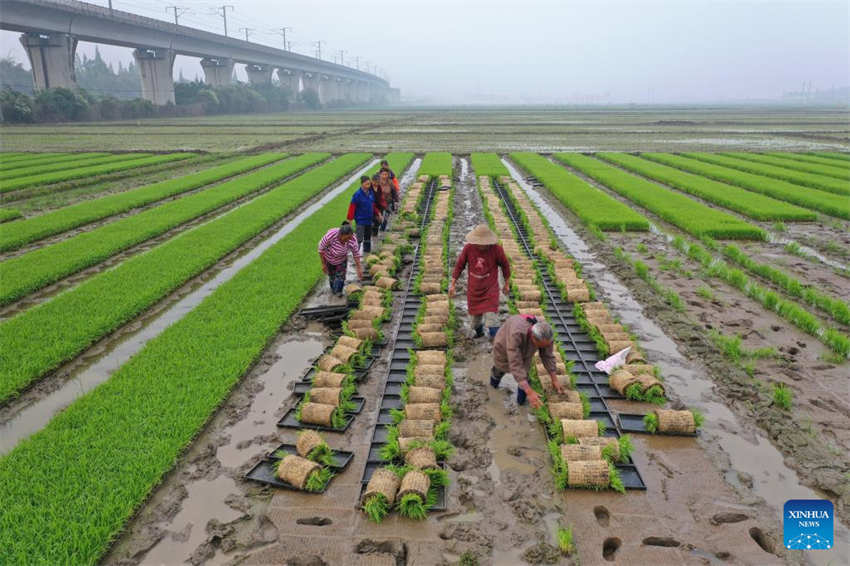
[{"xmin": 0, "ymin": 53, "xmax": 321, "ymax": 123}]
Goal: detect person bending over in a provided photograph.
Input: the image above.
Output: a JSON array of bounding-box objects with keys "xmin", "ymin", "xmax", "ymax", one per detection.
[{"xmin": 318, "ymin": 221, "xmax": 363, "ymax": 296}]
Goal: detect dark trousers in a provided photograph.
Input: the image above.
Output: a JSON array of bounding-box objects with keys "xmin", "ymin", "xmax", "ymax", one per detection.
[
  {"xmin": 356, "ymin": 223, "xmax": 372, "ymax": 254},
  {"xmin": 327, "ymin": 259, "xmax": 347, "ymax": 294}
]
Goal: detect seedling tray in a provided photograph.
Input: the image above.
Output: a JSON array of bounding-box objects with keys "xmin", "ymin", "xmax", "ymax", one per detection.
[
  {"xmin": 266, "ymin": 443, "xmax": 354, "ymax": 470},
  {"xmin": 617, "ymin": 413, "xmax": 699, "ymax": 437},
  {"xmin": 289, "ymin": 389, "xmax": 366, "ymax": 412},
  {"xmin": 277, "ymin": 409, "xmax": 354, "ymax": 432},
  {"xmin": 245, "ymin": 458, "xmax": 335, "ymax": 492}
]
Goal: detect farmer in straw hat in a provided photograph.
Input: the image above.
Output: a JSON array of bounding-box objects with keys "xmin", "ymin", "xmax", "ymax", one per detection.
[
  {"xmin": 449, "ymin": 224, "xmax": 511, "ymax": 338},
  {"xmin": 491, "ymin": 314, "xmax": 564, "ymax": 408}
]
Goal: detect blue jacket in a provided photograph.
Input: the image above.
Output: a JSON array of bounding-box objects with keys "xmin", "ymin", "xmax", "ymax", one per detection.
[{"xmin": 347, "ymin": 187, "xmax": 376, "ymax": 226}]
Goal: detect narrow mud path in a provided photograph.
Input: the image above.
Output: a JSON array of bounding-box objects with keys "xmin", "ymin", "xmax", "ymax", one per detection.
[
  {"xmin": 504, "ymin": 158, "xmax": 850, "ymax": 564},
  {"xmin": 0, "ymin": 161, "xmax": 377, "ymax": 455}
]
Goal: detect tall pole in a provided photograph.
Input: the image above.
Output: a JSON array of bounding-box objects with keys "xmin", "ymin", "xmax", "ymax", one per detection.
[
  {"xmin": 240, "ymin": 27, "xmax": 253, "ymax": 42},
  {"xmin": 218, "ymin": 5, "xmax": 234, "ymax": 37},
  {"xmin": 165, "ymin": 6, "xmax": 187, "ymax": 25},
  {"xmin": 314, "ymin": 40, "xmax": 324, "ymax": 60},
  {"xmin": 338, "ymin": 50, "xmax": 346, "ymax": 66}
]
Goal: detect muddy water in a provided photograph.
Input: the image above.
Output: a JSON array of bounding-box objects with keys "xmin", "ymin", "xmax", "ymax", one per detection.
[
  {"xmin": 503, "ymin": 158, "xmax": 850, "ymax": 565},
  {"xmin": 139, "ymin": 337, "xmax": 326, "ymax": 565},
  {"xmin": 0, "ymin": 161, "xmax": 377, "ymax": 455},
  {"xmin": 767, "ymin": 233, "xmax": 849, "ymax": 272}
]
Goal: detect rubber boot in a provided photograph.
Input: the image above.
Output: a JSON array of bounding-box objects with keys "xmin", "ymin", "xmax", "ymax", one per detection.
[
  {"xmin": 474, "ymin": 324, "xmax": 485, "ymax": 338},
  {"xmin": 490, "ymin": 367, "xmax": 503, "ymax": 389},
  {"xmin": 516, "ymin": 387, "xmax": 527, "ymax": 406}
]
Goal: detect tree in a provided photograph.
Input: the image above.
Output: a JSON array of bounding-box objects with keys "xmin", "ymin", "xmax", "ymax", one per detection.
[
  {"xmin": 33, "ymin": 87, "xmax": 89, "ymax": 121},
  {"xmin": 0, "ymin": 88, "xmax": 34, "ymax": 122},
  {"xmin": 0, "ymin": 57, "xmax": 34, "ymax": 95},
  {"xmin": 299, "ymin": 88, "xmax": 320, "ymax": 109}
]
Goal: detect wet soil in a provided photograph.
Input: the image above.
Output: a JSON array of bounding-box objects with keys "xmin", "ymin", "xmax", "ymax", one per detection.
[{"xmin": 99, "ymin": 156, "xmax": 849, "ymax": 566}]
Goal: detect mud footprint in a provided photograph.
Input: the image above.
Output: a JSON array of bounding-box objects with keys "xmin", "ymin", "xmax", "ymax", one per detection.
[
  {"xmin": 603, "ymin": 537, "xmax": 621, "ymax": 561},
  {"xmin": 594, "ymin": 505, "xmax": 610, "ymax": 527},
  {"xmin": 749, "ymin": 527, "xmax": 776, "ymax": 555},
  {"xmin": 296, "ymin": 516, "xmax": 332, "ymax": 526}
]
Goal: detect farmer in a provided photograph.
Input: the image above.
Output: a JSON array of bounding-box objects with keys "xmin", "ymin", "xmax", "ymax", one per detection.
[
  {"xmin": 449, "ymin": 224, "xmax": 511, "ymax": 338},
  {"xmin": 379, "ymin": 159, "xmax": 399, "ymax": 192},
  {"xmin": 490, "ymin": 314, "xmax": 564, "ymax": 408},
  {"xmin": 370, "ymin": 173, "xmax": 389, "ymax": 235},
  {"xmin": 347, "ymin": 176, "xmax": 382, "ymax": 253},
  {"xmin": 376, "ymin": 168, "xmax": 399, "ymax": 228},
  {"xmin": 318, "ymin": 221, "xmax": 363, "ymax": 296}
]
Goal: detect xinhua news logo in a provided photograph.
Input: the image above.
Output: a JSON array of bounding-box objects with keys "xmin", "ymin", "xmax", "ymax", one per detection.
[{"xmin": 784, "ymin": 499, "xmax": 833, "ymax": 550}]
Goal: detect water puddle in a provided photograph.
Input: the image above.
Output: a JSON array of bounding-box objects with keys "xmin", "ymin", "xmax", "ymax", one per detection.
[
  {"xmin": 503, "ymin": 157, "xmax": 850, "ymax": 565},
  {"xmin": 767, "ymin": 233, "xmax": 849, "ymax": 272},
  {"xmin": 0, "ymin": 161, "xmax": 378, "ymax": 455},
  {"xmin": 216, "ymin": 337, "xmax": 325, "ymax": 468},
  {"xmin": 140, "ymin": 475, "xmax": 242, "ymax": 566}
]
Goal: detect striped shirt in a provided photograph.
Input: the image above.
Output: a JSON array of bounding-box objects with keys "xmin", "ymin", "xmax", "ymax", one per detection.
[{"xmin": 318, "ymin": 228, "xmax": 360, "ymax": 266}]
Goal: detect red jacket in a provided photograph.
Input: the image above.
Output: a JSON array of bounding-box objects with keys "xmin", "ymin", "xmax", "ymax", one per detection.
[{"xmin": 452, "ymin": 243, "xmax": 511, "ymax": 315}]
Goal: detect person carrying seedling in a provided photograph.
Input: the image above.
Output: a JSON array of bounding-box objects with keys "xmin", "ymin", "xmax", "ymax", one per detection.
[
  {"xmin": 347, "ymin": 176, "xmax": 382, "ymax": 253},
  {"xmin": 318, "ymin": 221, "xmax": 364, "ymax": 297},
  {"xmin": 376, "ymin": 168, "xmax": 399, "ymax": 227},
  {"xmin": 490, "ymin": 314, "xmax": 563, "ymax": 408},
  {"xmin": 370, "ymin": 172, "xmax": 389, "ymax": 235},
  {"xmin": 379, "ymin": 159, "xmax": 399, "ymax": 192},
  {"xmin": 449, "ymin": 224, "xmax": 511, "ymax": 338}
]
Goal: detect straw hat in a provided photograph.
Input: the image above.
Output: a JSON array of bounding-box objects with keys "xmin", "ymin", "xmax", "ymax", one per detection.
[{"xmin": 465, "ymin": 224, "xmax": 498, "ymax": 245}]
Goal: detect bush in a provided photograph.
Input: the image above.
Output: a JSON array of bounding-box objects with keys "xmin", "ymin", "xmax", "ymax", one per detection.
[
  {"xmin": 299, "ymin": 88, "xmax": 320, "ymax": 109},
  {"xmin": 33, "ymin": 87, "xmax": 89, "ymax": 121},
  {"xmin": 0, "ymin": 87, "xmax": 33, "ymax": 122}
]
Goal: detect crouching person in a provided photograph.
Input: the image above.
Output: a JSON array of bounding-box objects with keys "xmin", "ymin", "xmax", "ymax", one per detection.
[
  {"xmin": 490, "ymin": 314, "xmax": 564, "ymax": 408},
  {"xmin": 318, "ymin": 221, "xmax": 363, "ymax": 296}
]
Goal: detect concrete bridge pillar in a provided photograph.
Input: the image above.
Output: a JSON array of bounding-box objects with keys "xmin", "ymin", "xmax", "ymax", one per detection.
[
  {"xmin": 19, "ymin": 32, "xmax": 77, "ymax": 91},
  {"xmin": 276, "ymin": 69, "xmax": 298, "ymax": 98},
  {"xmin": 318, "ymin": 75, "xmax": 333, "ymax": 105},
  {"xmin": 133, "ymin": 48, "xmax": 175, "ymax": 105},
  {"xmin": 245, "ymin": 64, "xmax": 273, "ymax": 85},
  {"xmin": 200, "ymin": 57, "xmax": 234, "ymax": 87},
  {"xmin": 301, "ymin": 72, "xmax": 323, "ymax": 104}
]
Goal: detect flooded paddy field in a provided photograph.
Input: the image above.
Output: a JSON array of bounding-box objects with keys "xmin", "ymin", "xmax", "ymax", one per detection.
[{"xmin": 1, "ymin": 107, "xmax": 848, "ymax": 566}]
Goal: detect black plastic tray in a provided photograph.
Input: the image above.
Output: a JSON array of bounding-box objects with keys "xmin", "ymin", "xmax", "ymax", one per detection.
[
  {"xmin": 617, "ymin": 413, "xmax": 699, "ymax": 436},
  {"xmin": 246, "ymin": 458, "xmax": 338, "ymax": 492},
  {"xmin": 266, "ymin": 443, "xmax": 354, "ymax": 470},
  {"xmin": 277, "ymin": 409, "xmax": 355, "ymax": 432}
]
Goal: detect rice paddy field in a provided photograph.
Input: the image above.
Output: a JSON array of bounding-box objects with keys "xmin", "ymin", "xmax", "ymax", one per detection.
[{"xmin": 0, "ymin": 106, "xmax": 848, "ymax": 566}]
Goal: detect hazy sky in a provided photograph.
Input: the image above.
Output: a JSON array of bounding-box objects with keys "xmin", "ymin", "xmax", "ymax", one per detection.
[{"xmin": 2, "ymin": 0, "xmax": 848, "ymax": 103}]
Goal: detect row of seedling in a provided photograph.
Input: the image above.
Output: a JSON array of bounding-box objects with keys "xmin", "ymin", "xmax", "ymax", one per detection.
[
  {"xmin": 499, "ymin": 174, "xmax": 705, "ymax": 437},
  {"xmin": 361, "ymin": 171, "xmax": 456, "ymax": 521}
]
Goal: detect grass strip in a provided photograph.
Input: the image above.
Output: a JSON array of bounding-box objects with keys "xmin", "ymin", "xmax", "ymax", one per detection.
[
  {"xmin": 509, "ymin": 152, "xmax": 649, "ymax": 231},
  {"xmin": 767, "ymin": 153, "xmax": 850, "ymax": 171},
  {"xmin": 0, "ymin": 152, "xmax": 109, "ymax": 173},
  {"xmin": 0, "ymin": 153, "xmax": 193, "ymax": 193},
  {"xmin": 671, "ymin": 237, "xmax": 850, "ymax": 358},
  {"xmin": 0, "ymin": 153, "xmax": 287, "ymax": 252},
  {"xmin": 419, "ymin": 152, "xmax": 453, "ymax": 176},
  {"xmin": 0, "ymin": 154, "xmax": 141, "ymax": 181},
  {"xmin": 597, "ymin": 153, "xmax": 815, "ymax": 222},
  {"xmin": 0, "ymin": 153, "xmax": 408, "ymax": 565},
  {"xmin": 721, "ymin": 243, "xmax": 850, "ymax": 325},
  {"xmin": 642, "ymin": 153, "xmax": 850, "ymax": 220},
  {"xmin": 0, "ymin": 209, "xmax": 22, "ymax": 223},
  {"xmin": 0, "ymin": 154, "xmax": 322, "ymax": 306},
  {"xmin": 470, "ymin": 153, "xmax": 509, "ymax": 177},
  {"xmin": 730, "ymin": 153, "xmax": 850, "ymax": 181},
  {"xmin": 811, "ymin": 152, "xmax": 850, "ymax": 162},
  {"xmin": 556, "ymin": 153, "xmax": 765, "ymax": 240},
  {"xmin": 0, "ymin": 152, "xmax": 63, "ymax": 168},
  {"xmin": 0, "ymin": 153, "xmax": 368, "ymax": 402},
  {"xmin": 685, "ymin": 153, "xmax": 850, "ymax": 196}
]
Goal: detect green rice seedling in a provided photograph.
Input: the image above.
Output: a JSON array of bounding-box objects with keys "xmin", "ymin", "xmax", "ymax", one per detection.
[
  {"xmin": 398, "ymin": 493, "xmax": 428, "ymax": 520},
  {"xmin": 471, "ymin": 153, "xmax": 510, "ymax": 178},
  {"xmin": 362, "ymin": 493, "xmax": 390, "ymax": 523},
  {"xmin": 557, "ymin": 526, "xmax": 575, "ymax": 555},
  {"xmin": 696, "ymin": 285, "xmax": 714, "ymax": 300},
  {"xmin": 389, "ymin": 408, "xmax": 405, "ymax": 424},
  {"xmin": 0, "ymin": 208, "xmax": 22, "ymax": 223},
  {"xmin": 580, "ymin": 392, "xmax": 591, "ymax": 418},
  {"xmin": 772, "ymin": 383, "xmax": 793, "ymax": 410},
  {"xmin": 304, "ymin": 467, "xmax": 334, "ymax": 493},
  {"xmin": 459, "ymin": 551, "xmax": 480, "ymax": 566},
  {"xmin": 644, "ymin": 412, "xmax": 659, "ymax": 433},
  {"xmin": 418, "ymin": 152, "xmax": 453, "ymax": 177},
  {"xmin": 379, "ymin": 426, "xmax": 401, "ymax": 461},
  {"xmin": 644, "ymin": 385, "xmax": 666, "ymax": 405},
  {"xmin": 430, "ymin": 439, "xmax": 454, "ymax": 460},
  {"xmin": 0, "ymin": 153, "xmax": 193, "ymax": 193},
  {"xmin": 773, "ymin": 222, "xmax": 787, "ymax": 232},
  {"xmin": 547, "ymin": 439, "xmax": 569, "ymax": 490},
  {"xmin": 637, "ymin": 243, "xmax": 648, "ymax": 254},
  {"xmin": 330, "ymin": 408, "xmax": 348, "ymax": 430},
  {"xmin": 642, "ymin": 153, "xmax": 849, "ymax": 219},
  {"xmin": 558, "ymin": 153, "xmax": 766, "ymax": 240},
  {"xmin": 608, "ymin": 463, "xmax": 626, "ymax": 494},
  {"xmin": 597, "ymin": 420, "xmax": 607, "ymax": 435},
  {"xmin": 737, "ymin": 153, "xmax": 850, "ymax": 182},
  {"xmin": 692, "ymin": 410, "xmax": 705, "ymax": 429},
  {"xmin": 509, "ymin": 152, "xmax": 649, "ymax": 231},
  {"xmin": 690, "ymin": 153, "xmax": 850, "ymax": 196}
]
